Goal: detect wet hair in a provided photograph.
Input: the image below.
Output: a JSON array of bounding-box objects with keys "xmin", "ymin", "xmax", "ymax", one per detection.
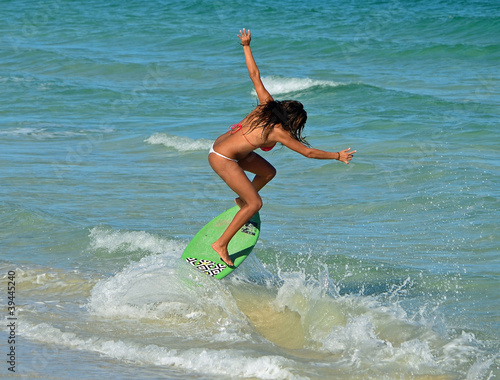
[{"xmin": 243, "ymin": 100, "xmax": 309, "ymax": 146}]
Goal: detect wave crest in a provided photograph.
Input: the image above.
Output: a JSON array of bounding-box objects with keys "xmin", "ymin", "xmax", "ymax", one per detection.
[
  {"xmin": 145, "ymin": 133, "xmax": 212, "ymax": 151},
  {"xmin": 89, "ymin": 226, "xmax": 180, "ymax": 255},
  {"xmin": 254, "ymin": 76, "xmax": 345, "ymax": 96}
]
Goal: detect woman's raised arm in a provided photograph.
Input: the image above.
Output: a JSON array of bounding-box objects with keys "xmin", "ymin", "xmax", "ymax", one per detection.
[{"xmin": 238, "ymin": 29, "xmax": 273, "ymax": 104}]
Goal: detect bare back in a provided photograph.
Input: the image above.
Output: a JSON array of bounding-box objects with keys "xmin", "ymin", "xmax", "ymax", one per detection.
[{"xmin": 212, "ymin": 118, "xmax": 277, "ymax": 160}]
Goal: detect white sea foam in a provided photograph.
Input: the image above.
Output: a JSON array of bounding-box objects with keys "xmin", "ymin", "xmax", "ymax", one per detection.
[
  {"xmin": 255, "ymin": 76, "xmax": 344, "ymax": 96},
  {"xmin": 89, "ymin": 226, "xmax": 181, "ymax": 255},
  {"xmin": 145, "ymin": 133, "xmax": 212, "ymax": 151},
  {"xmin": 80, "ymin": 228, "xmax": 497, "ymax": 377},
  {"xmin": 19, "ymin": 321, "xmax": 299, "ymax": 380},
  {"xmin": 269, "ymin": 271, "xmax": 486, "ymax": 375},
  {"xmin": 87, "ymin": 251, "xmax": 253, "ymax": 342},
  {"xmin": 13, "ymin": 246, "xmax": 492, "ymax": 379},
  {"xmin": 87, "ymin": 228, "xmax": 253, "ymax": 341}
]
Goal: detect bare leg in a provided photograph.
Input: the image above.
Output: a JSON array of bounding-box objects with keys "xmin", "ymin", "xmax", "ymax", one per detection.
[
  {"xmin": 234, "ymin": 198, "xmax": 245, "ymax": 208},
  {"xmin": 208, "ymin": 153, "xmax": 266, "ymax": 266},
  {"xmin": 234, "ymin": 152, "xmax": 276, "ymax": 208},
  {"xmin": 212, "ymin": 202, "xmax": 261, "ymax": 266}
]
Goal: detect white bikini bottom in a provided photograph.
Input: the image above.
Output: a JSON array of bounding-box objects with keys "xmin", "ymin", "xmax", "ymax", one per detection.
[{"xmin": 209, "ymin": 143, "xmax": 238, "ymax": 162}]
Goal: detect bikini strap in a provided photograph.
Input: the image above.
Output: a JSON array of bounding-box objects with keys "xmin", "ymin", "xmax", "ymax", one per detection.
[
  {"xmin": 241, "ymin": 130, "xmax": 258, "ymax": 148},
  {"xmin": 229, "ymin": 124, "xmax": 259, "ymax": 148},
  {"xmin": 229, "ymin": 124, "xmax": 242, "ymax": 134}
]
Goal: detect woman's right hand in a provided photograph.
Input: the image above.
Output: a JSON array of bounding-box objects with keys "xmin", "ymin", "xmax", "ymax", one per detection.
[{"xmin": 238, "ymin": 28, "xmax": 251, "ymax": 46}]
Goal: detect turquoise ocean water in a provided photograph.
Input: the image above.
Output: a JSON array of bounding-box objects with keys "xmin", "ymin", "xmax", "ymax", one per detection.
[{"xmin": 1, "ymin": 0, "xmax": 499, "ymax": 378}]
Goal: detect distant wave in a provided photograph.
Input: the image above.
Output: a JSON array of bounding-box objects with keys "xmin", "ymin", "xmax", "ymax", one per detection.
[
  {"xmin": 254, "ymin": 76, "xmax": 346, "ymax": 96},
  {"xmin": 145, "ymin": 133, "xmax": 212, "ymax": 151},
  {"xmin": 0, "ymin": 126, "xmax": 115, "ymax": 139}
]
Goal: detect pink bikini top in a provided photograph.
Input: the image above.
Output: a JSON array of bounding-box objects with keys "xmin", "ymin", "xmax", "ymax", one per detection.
[{"xmin": 229, "ymin": 124, "xmax": 276, "ymax": 152}]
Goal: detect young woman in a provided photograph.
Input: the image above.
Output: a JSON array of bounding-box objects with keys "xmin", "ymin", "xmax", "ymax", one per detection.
[{"xmin": 209, "ymin": 29, "xmax": 355, "ymax": 266}]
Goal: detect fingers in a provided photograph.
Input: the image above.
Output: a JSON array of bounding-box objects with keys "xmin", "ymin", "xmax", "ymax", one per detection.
[
  {"xmin": 237, "ymin": 28, "xmax": 251, "ymax": 40},
  {"xmin": 340, "ymin": 148, "xmax": 356, "ymax": 164}
]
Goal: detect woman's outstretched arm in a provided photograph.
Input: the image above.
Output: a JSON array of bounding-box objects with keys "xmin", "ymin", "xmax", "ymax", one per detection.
[
  {"xmin": 238, "ymin": 28, "xmax": 273, "ymax": 104},
  {"xmin": 272, "ymin": 128, "xmax": 356, "ymax": 164}
]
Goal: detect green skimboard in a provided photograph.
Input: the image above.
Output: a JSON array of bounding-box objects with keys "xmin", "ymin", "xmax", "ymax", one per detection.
[{"xmin": 181, "ymin": 206, "xmax": 260, "ymax": 279}]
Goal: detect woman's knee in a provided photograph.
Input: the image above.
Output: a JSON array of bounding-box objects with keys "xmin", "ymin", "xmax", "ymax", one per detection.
[
  {"xmin": 246, "ymin": 195, "xmax": 263, "ymax": 213},
  {"xmin": 266, "ymin": 165, "xmax": 277, "ymax": 181},
  {"xmin": 259, "ymin": 165, "xmax": 276, "ymax": 184}
]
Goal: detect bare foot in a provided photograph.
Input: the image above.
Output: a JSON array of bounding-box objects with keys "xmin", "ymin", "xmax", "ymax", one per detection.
[
  {"xmin": 212, "ymin": 242, "xmax": 234, "ymax": 266},
  {"xmin": 234, "ymin": 197, "xmax": 245, "ymax": 208}
]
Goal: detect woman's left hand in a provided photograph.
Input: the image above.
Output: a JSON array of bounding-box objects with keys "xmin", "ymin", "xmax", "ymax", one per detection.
[{"xmin": 338, "ymin": 148, "xmax": 356, "ymax": 164}]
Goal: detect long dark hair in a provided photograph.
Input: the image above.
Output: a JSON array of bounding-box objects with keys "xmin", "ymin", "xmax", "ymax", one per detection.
[{"xmin": 244, "ymin": 100, "xmax": 309, "ymax": 146}]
